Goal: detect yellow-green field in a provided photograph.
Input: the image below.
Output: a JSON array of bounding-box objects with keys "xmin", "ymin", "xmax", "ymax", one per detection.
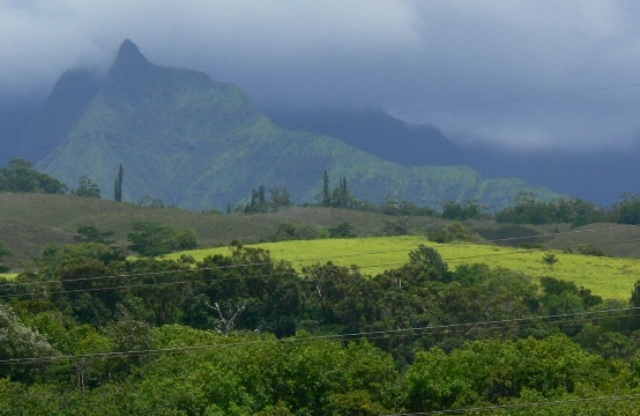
[
  {"xmin": 170, "ymin": 236, "xmax": 640, "ymax": 300},
  {"xmin": 0, "ymin": 273, "xmax": 17, "ymax": 280}
]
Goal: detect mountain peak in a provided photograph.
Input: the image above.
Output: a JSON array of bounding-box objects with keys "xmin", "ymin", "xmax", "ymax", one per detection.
[{"xmin": 109, "ymin": 39, "xmax": 150, "ymax": 76}]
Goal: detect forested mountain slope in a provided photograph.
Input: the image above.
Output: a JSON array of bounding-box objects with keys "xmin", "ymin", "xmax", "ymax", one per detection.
[
  {"xmin": 32, "ymin": 40, "xmax": 557, "ymax": 211},
  {"xmin": 266, "ymin": 108, "xmax": 470, "ymax": 167}
]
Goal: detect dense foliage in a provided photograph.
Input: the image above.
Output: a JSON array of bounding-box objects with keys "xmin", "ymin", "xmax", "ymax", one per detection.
[
  {"xmin": 0, "ymin": 243, "xmax": 10, "ymax": 274},
  {"xmin": 1, "ymin": 241, "xmax": 640, "ymax": 414},
  {"xmin": 127, "ymin": 222, "xmax": 198, "ymax": 257},
  {"xmin": 0, "ymin": 159, "xmax": 66, "ymax": 194}
]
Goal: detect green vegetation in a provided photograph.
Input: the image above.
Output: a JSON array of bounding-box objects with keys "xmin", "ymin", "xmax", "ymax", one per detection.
[
  {"xmin": 113, "ymin": 164, "xmax": 123, "ymax": 202},
  {"xmin": 427, "ymin": 221, "xmax": 479, "ymax": 243},
  {"xmin": 610, "ymin": 193, "xmax": 640, "ymax": 224},
  {"xmin": 1, "ymin": 241, "xmax": 640, "ymax": 414},
  {"xmin": 542, "ymin": 252, "xmax": 558, "ymax": 268},
  {"xmin": 0, "ymin": 159, "xmax": 66, "ymax": 194},
  {"xmin": 128, "ymin": 222, "xmax": 198, "ymax": 257},
  {"xmin": 238, "ymin": 185, "xmax": 293, "ymax": 213},
  {"xmin": 170, "ymin": 236, "xmax": 640, "ymax": 300},
  {"xmin": 73, "ymin": 176, "xmax": 101, "ymax": 198},
  {"xmin": 0, "ymin": 243, "xmax": 10, "ymax": 273},
  {"xmin": 34, "ymin": 42, "xmax": 559, "ymax": 212},
  {"xmin": 74, "ymin": 225, "xmax": 115, "ymax": 245},
  {"xmin": 441, "ymin": 199, "xmax": 487, "ymax": 220},
  {"xmin": 327, "ymin": 221, "xmax": 355, "ymax": 238},
  {"xmin": 6, "ymin": 38, "xmax": 640, "ymax": 415}
]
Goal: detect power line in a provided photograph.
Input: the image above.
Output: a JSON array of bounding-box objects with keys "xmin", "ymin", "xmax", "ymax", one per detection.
[
  {"xmin": 1, "ymin": 307, "xmax": 635, "ymax": 366},
  {"xmin": 2, "ymin": 231, "xmax": 640, "ymax": 298},
  {"xmin": 395, "ymin": 81, "xmax": 640, "ymax": 115}
]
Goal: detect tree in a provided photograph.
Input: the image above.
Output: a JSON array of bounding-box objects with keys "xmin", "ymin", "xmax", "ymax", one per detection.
[
  {"xmin": 173, "ymin": 228, "xmax": 198, "ymax": 250},
  {"xmin": 0, "ymin": 159, "xmax": 67, "ymax": 194},
  {"xmin": 73, "ymin": 176, "xmax": 101, "ymax": 198},
  {"xmin": 114, "ymin": 164, "xmax": 123, "ymax": 202},
  {"xmin": 611, "ymin": 193, "xmax": 640, "ymax": 225},
  {"xmin": 332, "ymin": 177, "xmax": 353, "ymax": 208},
  {"xmin": 205, "ymin": 299, "xmax": 247, "ymax": 335},
  {"xmin": 577, "ymin": 244, "xmax": 607, "ymax": 257},
  {"xmin": 322, "ymin": 170, "xmax": 331, "ymax": 206},
  {"xmin": 244, "ymin": 185, "xmax": 270, "ymax": 213},
  {"xmin": 401, "ymin": 245, "xmax": 452, "ymax": 284},
  {"xmin": 403, "ymin": 336, "xmax": 626, "ymax": 412},
  {"xmin": 127, "ymin": 222, "xmax": 198, "ymax": 257},
  {"xmin": 383, "ymin": 217, "xmax": 409, "ymax": 236},
  {"xmin": 427, "ymin": 222, "xmax": 478, "ymax": 243},
  {"xmin": 73, "ymin": 225, "xmax": 115, "ymax": 245},
  {"xmin": 127, "ymin": 222, "xmax": 177, "ymax": 257},
  {"xmin": 270, "ymin": 187, "xmax": 292, "ymax": 208},
  {"xmin": 0, "ymin": 303, "xmax": 56, "ymax": 382},
  {"xmin": 319, "ymin": 172, "xmax": 355, "ymax": 209},
  {"xmin": 542, "ymin": 252, "xmax": 558, "ymax": 268},
  {"xmin": 101, "ymin": 307, "xmax": 155, "ymax": 376},
  {"xmin": 630, "ymin": 280, "xmax": 640, "ymax": 330},
  {"xmin": 328, "ymin": 222, "xmax": 355, "ymax": 238},
  {"xmin": 441, "ymin": 200, "xmax": 486, "ymax": 220},
  {"xmin": 0, "ymin": 242, "xmax": 10, "ymax": 273}
]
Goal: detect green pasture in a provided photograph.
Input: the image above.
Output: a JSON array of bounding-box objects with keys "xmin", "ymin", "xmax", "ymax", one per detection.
[
  {"xmin": 0, "ymin": 273, "xmax": 17, "ymax": 280},
  {"xmin": 171, "ymin": 236, "xmax": 640, "ymax": 300}
]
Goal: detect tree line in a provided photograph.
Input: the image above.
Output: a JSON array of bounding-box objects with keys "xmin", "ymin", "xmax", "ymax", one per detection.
[{"xmin": 4, "ymin": 159, "xmax": 640, "ymax": 227}]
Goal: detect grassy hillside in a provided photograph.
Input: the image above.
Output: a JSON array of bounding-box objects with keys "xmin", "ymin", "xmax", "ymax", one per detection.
[
  {"xmin": 0, "ymin": 193, "xmax": 449, "ymax": 266},
  {"xmin": 169, "ymin": 236, "xmax": 640, "ymax": 300},
  {"xmin": 3, "ymin": 192, "xmax": 640, "ymax": 267},
  {"xmin": 545, "ymin": 222, "xmax": 640, "ymax": 257}
]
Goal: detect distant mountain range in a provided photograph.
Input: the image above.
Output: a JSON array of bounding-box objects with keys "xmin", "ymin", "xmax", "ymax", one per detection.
[
  {"xmin": 1, "ymin": 40, "xmax": 559, "ymax": 211},
  {"xmin": 266, "ymin": 109, "xmax": 469, "ymax": 167}
]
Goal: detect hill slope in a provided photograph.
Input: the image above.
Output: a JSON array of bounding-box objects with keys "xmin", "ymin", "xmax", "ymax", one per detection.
[
  {"xmin": 33, "ymin": 40, "xmax": 558, "ymax": 211},
  {"xmin": 0, "ymin": 193, "xmax": 443, "ymax": 266}
]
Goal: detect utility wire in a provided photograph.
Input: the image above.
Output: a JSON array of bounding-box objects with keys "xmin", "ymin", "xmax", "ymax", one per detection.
[
  {"xmin": 395, "ymin": 81, "xmax": 640, "ymax": 115},
  {"xmin": 2, "ymin": 236, "xmax": 640, "ymax": 298},
  {"xmin": 1, "ymin": 307, "xmax": 636, "ymax": 366},
  {"xmin": 1, "ymin": 224, "xmax": 635, "ymax": 292}
]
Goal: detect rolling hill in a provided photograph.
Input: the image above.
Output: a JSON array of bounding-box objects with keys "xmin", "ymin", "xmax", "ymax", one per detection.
[{"xmin": 2, "ymin": 193, "xmax": 640, "ymax": 270}]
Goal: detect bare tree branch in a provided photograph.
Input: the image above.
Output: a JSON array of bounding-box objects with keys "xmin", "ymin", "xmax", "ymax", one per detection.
[{"xmin": 205, "ymin": 299, "xmax": 247, "ymax": 335}]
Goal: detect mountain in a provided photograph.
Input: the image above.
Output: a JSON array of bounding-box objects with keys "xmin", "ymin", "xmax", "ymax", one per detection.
[
  {"xmin": 18, "ymin": 68, "xmax": 101, "ymax": 162},
  {"xmin": 453, "ymin": 140, "xmax": 640, "ymax": 207},
  {"xmin": 0, "ymin": 99, "xmax": 40, "ymax": 166},
  {"xmin": 26, "ymin": 40, "xmax": 558, "ymax": 211},
  {"xmin": 266, "ymin": 109, "xmax": 469, "ymax": 167}
]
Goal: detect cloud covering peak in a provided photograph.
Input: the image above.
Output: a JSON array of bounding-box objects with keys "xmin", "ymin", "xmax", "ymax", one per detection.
[{"xmin": 2, "ymin": 0, "xmax": 640, "ymax": 150}]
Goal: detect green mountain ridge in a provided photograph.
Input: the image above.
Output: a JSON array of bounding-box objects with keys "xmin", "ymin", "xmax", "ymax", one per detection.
[{"xmin": 36, "ymin": 40, "xmax": 559, "ymax": 211}]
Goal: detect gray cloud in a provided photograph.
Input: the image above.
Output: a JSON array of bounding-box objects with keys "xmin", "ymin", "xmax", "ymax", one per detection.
[{"xmin": 2, "ymin": 0, "xmax": 640, "ymax": 149}]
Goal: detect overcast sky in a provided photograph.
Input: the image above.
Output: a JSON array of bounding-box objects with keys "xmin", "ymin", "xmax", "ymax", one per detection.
[{"xmin": 3, "ymin": 0, "xmax": 640, "ymax": 151}]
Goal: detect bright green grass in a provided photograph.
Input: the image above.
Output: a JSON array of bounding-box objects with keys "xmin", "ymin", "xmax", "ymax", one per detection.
[
  {"xmin": 0, "ymin": 273, "xmax": 17, "ymax": 280},
  {"xmin": 171, "ymin": 236, "xmax": 640, "ymax": 300}
]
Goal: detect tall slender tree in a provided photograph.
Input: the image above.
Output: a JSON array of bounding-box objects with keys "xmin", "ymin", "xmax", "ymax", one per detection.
[
  {"xmin": 322, "ymin": 170, "xmax": 331, "ymax": 206},
  {"xmin": 114, "ymin": 164, "xmax": 123, "ymax": 202}
]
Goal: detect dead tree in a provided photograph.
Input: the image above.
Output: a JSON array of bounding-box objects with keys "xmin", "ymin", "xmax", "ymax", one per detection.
[{"xmin": 205, "ymin": 299, "xmax": 247, "ymax": 335}]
